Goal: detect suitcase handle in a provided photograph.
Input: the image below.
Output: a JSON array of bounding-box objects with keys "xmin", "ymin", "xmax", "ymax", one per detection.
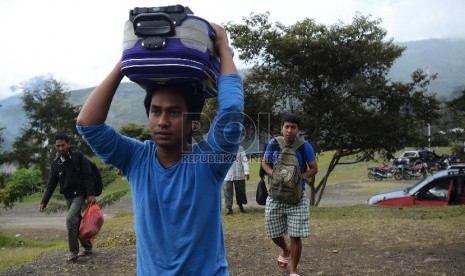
[
  {"xmin": 133, "ymin": 13, "xmax": 174, "ymax": 37},
  {"xmin": 130, "ymin": 5, "xmax": 193, "ymax": 27}
]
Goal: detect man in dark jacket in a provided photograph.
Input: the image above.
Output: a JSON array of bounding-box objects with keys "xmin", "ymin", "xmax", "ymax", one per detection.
[{"xmin": 39, "ymin": 134, "xmax": 97, "ymax": 262}]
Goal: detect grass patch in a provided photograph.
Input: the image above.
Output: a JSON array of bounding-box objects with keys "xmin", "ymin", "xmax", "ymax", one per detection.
[
  {"xmin": 14, "ymin": 192, "xmax": 43, "ymax": 205},
  {"xmin": 92, "ymin": 211, "xmax": 135, "ymax": 248},
  {"xmin": 103, "ymin": 176, "xmax": 130, "ymax": 195},
  {"xmin": 0, "ymin": 233, "xmax": 60, "ymax": 248},
  {"xmin": 12, "ymin": 175, "xmax": 131, "ymax": 208},
  {"xmin": 222, "ymin": 207, "xmax": 265, "ymax": 229},
  {"xmin": 343, "ymin": 180, "xmax": 412, "ymax": 195},
  {"xmin": 247, "ymin": 161, "xmax": 262, "ymax": 183},
  {"xmin": 312, "ymin": 204, "xmax": 465, "ymax": 220},
  {"xmin": 309, "ymin": 205, "xmax": 465, "ymax": 252},
  {"xmin": 0, "ymin": 232, "xmax": 64, "ymax": 271}
]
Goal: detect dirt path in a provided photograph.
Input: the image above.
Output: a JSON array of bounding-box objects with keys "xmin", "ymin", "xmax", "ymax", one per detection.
[
  {"xmin": 0, "ymin": 195, "xmax": 135, "ymax": 230},
  {"xmin": 0, "ymin": 181, "xmax": 374, "ymax": 231},
  {"xmin": 8, "ymin": 180, "xmax": 456, "ymax": 276}
]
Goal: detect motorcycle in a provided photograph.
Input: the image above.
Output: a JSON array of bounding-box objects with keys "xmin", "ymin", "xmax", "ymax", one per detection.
[
  {"xmin": 435, "ymin": 159, "xmax": 449, "ymax": 171},
  {"xmin": 368, "ymin": 165, "xmax": 395, "ymax": 181},
  {"xmin": 394, "ymin": 163, "xmax": 428, "ymax": 180}
]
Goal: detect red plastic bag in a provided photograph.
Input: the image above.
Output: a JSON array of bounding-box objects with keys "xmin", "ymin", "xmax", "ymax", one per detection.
[{"xmin": 79, "ymin": 204, "xmax": 104, "ymax": 241}]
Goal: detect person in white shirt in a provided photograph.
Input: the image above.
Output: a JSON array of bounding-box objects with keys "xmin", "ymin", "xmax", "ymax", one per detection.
[{"xmin": 224, "ymin": 145, "xmax": 250, "ymax": 214}]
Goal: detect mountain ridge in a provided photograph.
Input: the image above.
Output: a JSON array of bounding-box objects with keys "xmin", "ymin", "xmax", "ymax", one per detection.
[{"xmin": 1, "ymin": 38, "xmax": 464, "ymax": 152}]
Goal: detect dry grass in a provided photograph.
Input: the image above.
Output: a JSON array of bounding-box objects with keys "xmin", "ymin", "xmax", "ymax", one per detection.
[{"xmin": 3, "ymin": 206, "xmax": 465, "ymax": 275}]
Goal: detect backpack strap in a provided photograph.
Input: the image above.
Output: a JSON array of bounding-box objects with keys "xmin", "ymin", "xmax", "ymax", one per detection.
[
  {"xmin": 70, "ymin": 151, "xmax": 83, "ymax": 173},
  {"xmin": 276, "ymin": 136, "xmax": 307, "ymax": 179},
  {"xmin": 275, "ymin": 136, "xmax": 305, "ymax": 153},
  {"xmin": 264, "ymin": 137, "xmax": 306, "ymax": 182},
  {"xmin": 70, "ymin": 152, "xmax": 97, "ymax": 196},
  {"xmin": 70, "ymin": 151, "xmax": 91, "ymax": 176},
  {"xmin": 71, "ymin": 151, "xmax": 85, "ymax": 174}
]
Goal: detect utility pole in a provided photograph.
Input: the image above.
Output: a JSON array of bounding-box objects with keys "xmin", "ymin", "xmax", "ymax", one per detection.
[
  {"xmin": 427, "ymin": 65, "xmax": 431, "ymax": 150},
  {"xmin": 428, "ymin": 123, "xmax": 431, "ymax": 150}
]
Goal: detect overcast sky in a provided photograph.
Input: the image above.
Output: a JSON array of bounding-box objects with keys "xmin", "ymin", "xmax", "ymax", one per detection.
[{"xmin": 0, "ymin": 0, "xmax": 464, "ymax": 100}]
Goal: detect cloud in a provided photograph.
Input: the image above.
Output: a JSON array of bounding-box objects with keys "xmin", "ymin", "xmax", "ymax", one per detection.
[{"xmin": 0, "ymin": 0, "xmax": 464, "ymax": 100}]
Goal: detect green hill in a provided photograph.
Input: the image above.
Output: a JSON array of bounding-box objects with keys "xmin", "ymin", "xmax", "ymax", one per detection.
[
  {"xmin": 69, "ymin": 82, "xmax": 147, "ymax": 128},
  {"xmin": 0, "ymin": 82, "xmax": 147, "ymax": 154},
  {"xmin": 389, "ymin": 39, "xmax": 465, "ymax": 98},
  {"xmin": 1, "ymin": 38, "xmax": 465, "ymax": 153}
]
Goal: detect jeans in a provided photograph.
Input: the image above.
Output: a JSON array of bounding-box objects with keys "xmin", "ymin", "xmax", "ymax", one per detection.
[{"xmin": 66, "ymin": 195, "xmax": 92, "ymax": 254}]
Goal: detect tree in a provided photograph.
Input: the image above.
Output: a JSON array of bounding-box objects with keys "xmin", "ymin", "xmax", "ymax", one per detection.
[
  {"xmin": 448, "ymin": 87, "xmax": 465, "ymax": 111},
  {"xmin": 119, "ymin": 123, "xmax": 151, "ymax": 141},
  {"xmin": 199, "ymin": 88, "xmax": 280, "ymax": 151},
  {"xmin": 0, "ymin": 167, "xmax": 42, "ymax": 209},
  {"xmin": 2, "ymin": 76, "xmax": 128, "ymax": 210},
  {"xmin": 226, "ymin": 13, "xmax": 440, "ymax": 206},
  {"xmin": 0, "ymin": 104, "xmax": 4, "ymax": 153},
  {"xmin": 7, "ymin": 76, "xmax": 88, "ymax": 180},
  {"xmin": 242, "ymin": 91, "xmax": 281, "ymax": 150},
  {"xmin": 442, "ymin": 88, "xmax": 465, "ymax": 159},
  {"xmin": 0, "ymin": 126, "xmax": 4, "ymax": 162}
]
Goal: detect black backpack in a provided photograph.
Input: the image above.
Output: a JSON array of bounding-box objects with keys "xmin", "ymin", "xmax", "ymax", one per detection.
[
  {"xmin": 73, "ymin": 152, "xmax": 103, "ymax": 197},
  {"xmin": 255, "ymin": 177, "xmax": 268, "ymax": 206},
  {"xmin": 87, "ymin": 160, "xmax": 103, "ymax": 197}
]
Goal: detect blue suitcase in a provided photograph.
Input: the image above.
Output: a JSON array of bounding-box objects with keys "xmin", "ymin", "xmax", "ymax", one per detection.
[{"xmin": 121, "ymin": 5, "xmax": 220, "ymax": 98}]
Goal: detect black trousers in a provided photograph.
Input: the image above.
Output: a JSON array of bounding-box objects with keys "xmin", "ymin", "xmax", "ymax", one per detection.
[{"xmin": 223, "ymin": 180, "xmax": 247, "ymax": 209}]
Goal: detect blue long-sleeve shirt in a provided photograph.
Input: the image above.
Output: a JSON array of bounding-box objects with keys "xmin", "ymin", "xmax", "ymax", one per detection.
[{"xmin": 77, "ymin": 74, "xmax": 243, "ymax": 275}]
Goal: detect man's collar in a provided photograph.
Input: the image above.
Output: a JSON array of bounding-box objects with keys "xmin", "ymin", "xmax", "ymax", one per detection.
[{"xmin": 58, "ymin": 151, "xmax": 72, "ymax": 160}]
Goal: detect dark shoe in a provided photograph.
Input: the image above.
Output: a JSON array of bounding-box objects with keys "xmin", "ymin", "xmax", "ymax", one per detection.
[
  {"xmin": 226, "ymin": 208, "xmax": 233, "ymax": 215},
  {"xmin": 66, "ymin": 253, "xmax": 78, "ymax": 262},
  {"xmin": 78, "ymin": 250, "xmax": 93, "ymax": 257},
  {"xmin": 239, "ymin": 205, "xmax": 246, "ymax": 213}
]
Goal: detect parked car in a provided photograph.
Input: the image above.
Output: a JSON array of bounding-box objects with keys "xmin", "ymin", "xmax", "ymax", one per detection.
[
  {"xmin": 367, "ymin": 163, "xmax": 465, "ymax": 207},
  {"xmin": 391, "ymin": 149, "xmax": 447, "ymax": 170}
]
